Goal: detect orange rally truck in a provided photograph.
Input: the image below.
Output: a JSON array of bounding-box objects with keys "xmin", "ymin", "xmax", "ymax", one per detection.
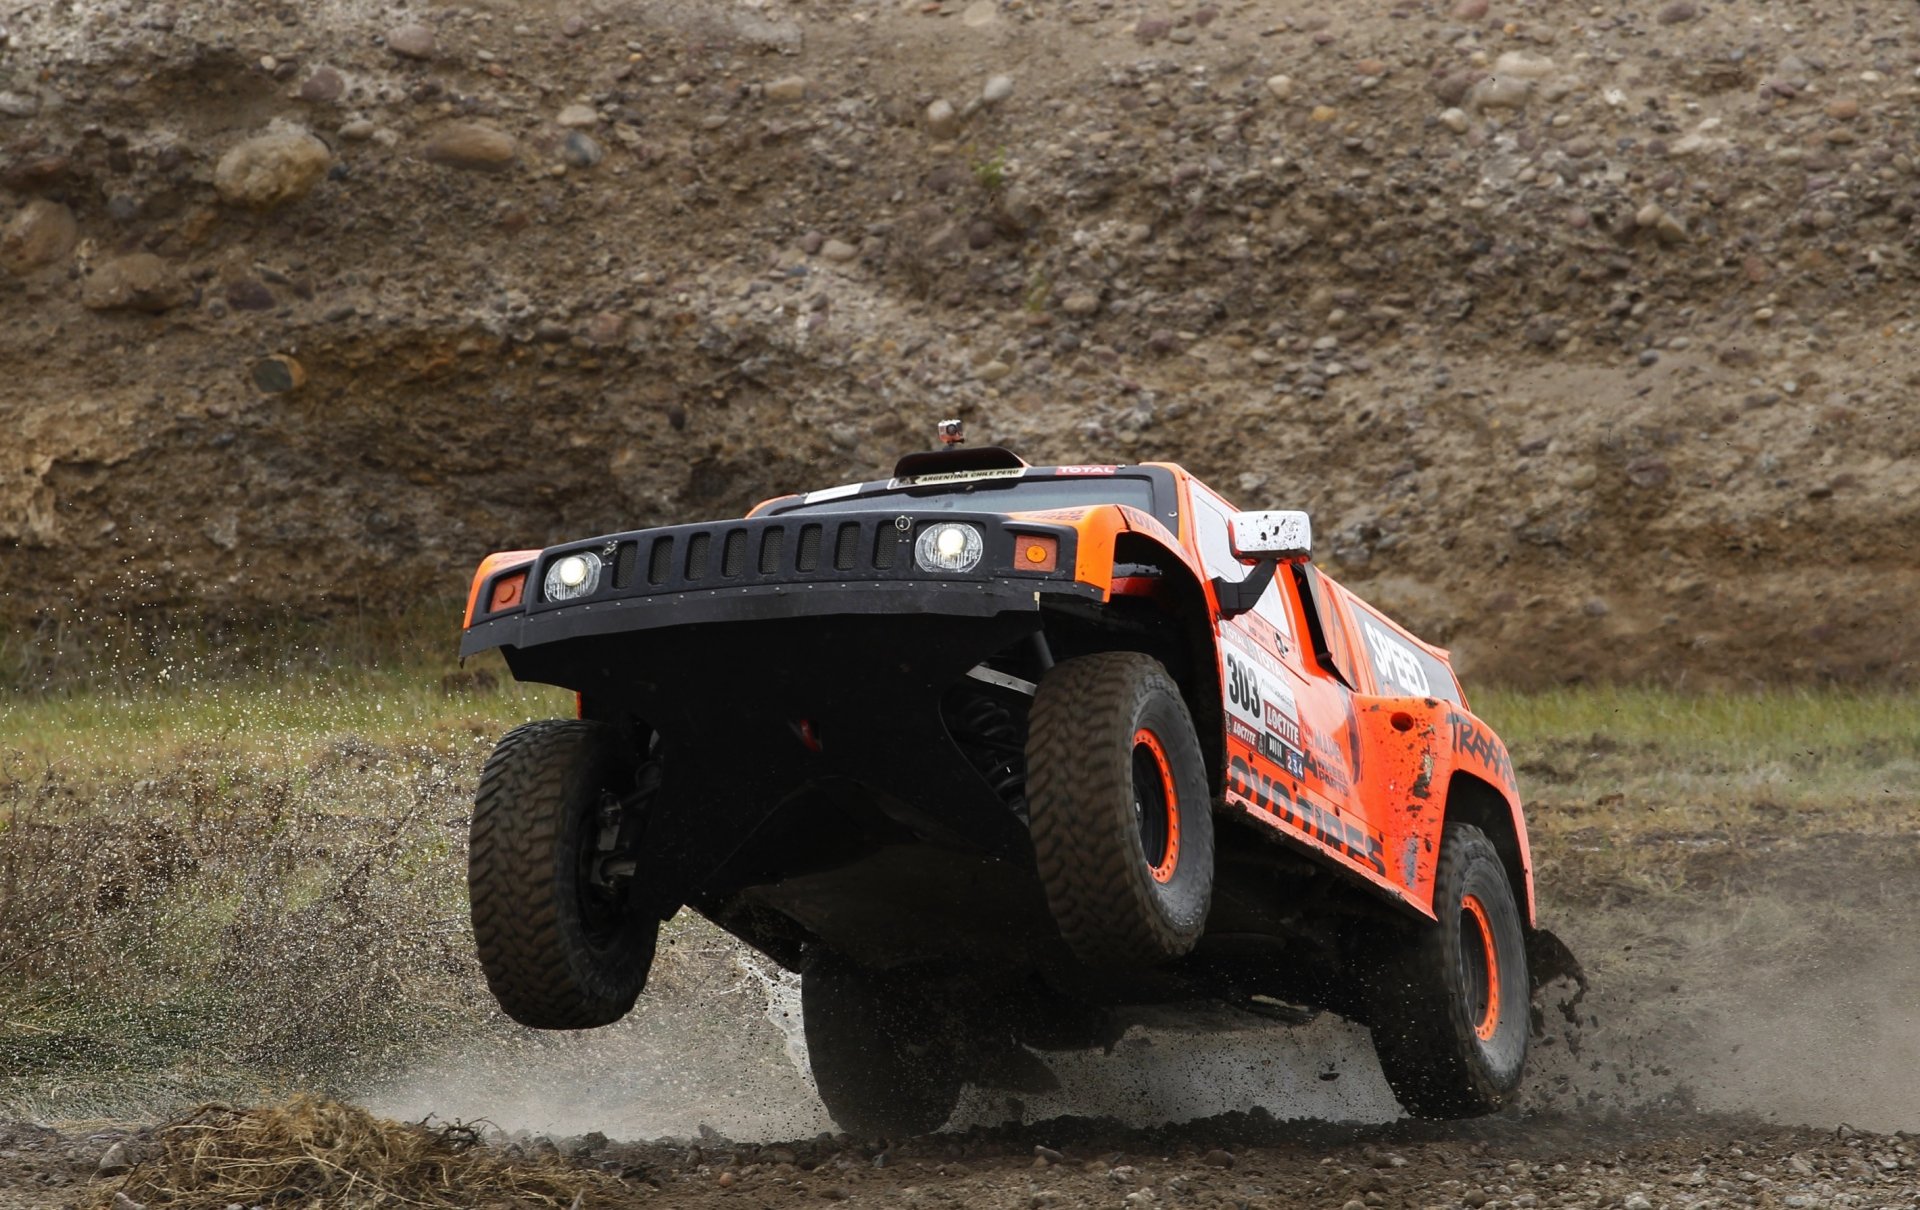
[{"xmin": 459, "ymin": 426, "xmax": 1556, "ymax": 1133}]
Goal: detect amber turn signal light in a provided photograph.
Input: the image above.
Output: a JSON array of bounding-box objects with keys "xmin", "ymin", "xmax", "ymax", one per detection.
[
  {"xmin": 489, "ymin": 572, "xmax": 527, "ymax": 612},
  {"xmin": 1015, "ymin": 534, "xmax": 1059, "ymax": 572}
]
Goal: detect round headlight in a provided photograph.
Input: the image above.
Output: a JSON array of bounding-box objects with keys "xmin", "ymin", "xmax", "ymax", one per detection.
[
  {"xmin": 544, "ymin": 551, "xmax": 603, "ymax": 601},
  {"xmin": 914, "ymin": 522, "xmax": 983, "ymax": 574}
]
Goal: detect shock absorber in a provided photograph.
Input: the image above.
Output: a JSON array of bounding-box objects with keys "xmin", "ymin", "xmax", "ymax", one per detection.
[{"xmin": 951, "ymin": 693, "xmax": 1028, "ymax": 818}]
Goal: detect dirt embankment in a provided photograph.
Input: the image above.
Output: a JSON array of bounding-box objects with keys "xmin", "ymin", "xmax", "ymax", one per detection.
[{"xmin": 2, "ymin": 0, "xmax": 1918, "ymax": 685}]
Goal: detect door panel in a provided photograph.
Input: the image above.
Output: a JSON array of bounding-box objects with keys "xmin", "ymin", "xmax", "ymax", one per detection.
[{"xmin": 1187, "ymin": 486, "xmax": 1393, "ymax": 889}]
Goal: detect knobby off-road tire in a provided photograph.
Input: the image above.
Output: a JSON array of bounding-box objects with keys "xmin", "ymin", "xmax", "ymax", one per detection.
[
  {"xmin": 1026, "ymin": 652, "xmax": 1215, "ymax": 968},
  {"xmin": 1369, "ymin": 822, "xmax": 1530, "ymax": 1118},
  {"xmin": 802, "ymin": 957, "xmax": 964, "ymax": 1137},
  {"xmin": 469, "ymin": 719, "xmax": 658, "ymax": 1030}
]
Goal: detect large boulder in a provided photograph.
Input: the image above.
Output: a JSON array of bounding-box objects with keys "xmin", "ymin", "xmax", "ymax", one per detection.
[{"xmin": 214, "ymin": 128, "xmax": 332, "ymax": 210}]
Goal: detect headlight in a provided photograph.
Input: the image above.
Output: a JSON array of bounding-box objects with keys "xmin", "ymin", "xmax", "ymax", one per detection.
[
  {"xmin": 543, "ymin": 552, "xmax": 603, "ymax": 601},
  {"xmin": 914, "ymin": 522, "xmax": 983, "ymax": 574}
]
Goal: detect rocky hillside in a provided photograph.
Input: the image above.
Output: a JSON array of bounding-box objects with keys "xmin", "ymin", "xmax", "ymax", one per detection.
[{"xmin": 3, "ymin": 0, "xmax": 1917, "ymax": 685}]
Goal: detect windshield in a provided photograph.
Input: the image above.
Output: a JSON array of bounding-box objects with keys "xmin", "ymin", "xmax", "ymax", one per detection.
[{"xmin": 774, "ymin": 474, "xmax": 1160, "ymax": 516}]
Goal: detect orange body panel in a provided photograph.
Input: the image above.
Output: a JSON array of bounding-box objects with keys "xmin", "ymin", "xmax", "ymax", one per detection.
[{"xmin": 462, "ymin": 549, "xmax": 540, "ymax": 628}]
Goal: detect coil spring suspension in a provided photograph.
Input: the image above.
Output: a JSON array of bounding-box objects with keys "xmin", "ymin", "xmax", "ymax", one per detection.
[{"xmin": 951, "ymin": 693, "xmax": 1028, "ymax": 818}]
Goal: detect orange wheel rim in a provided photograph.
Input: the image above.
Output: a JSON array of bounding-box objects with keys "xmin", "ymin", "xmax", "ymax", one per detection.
[
  {"xmin": 1461, "ymin": 893, "xmax": 1501, "ymax": 1041},
  {"xmin": 1132, "ymin": 728, "xmax": 1181, "ymax": 883}
]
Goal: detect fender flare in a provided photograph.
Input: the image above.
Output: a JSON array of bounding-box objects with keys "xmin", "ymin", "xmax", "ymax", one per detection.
[{"xmin": 1349, "ymin": 696, "xmax": 1536, "ymax": 926}]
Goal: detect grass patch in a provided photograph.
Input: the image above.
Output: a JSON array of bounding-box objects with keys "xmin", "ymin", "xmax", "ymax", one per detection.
[
  {"xmin": 1466, "ymin": 687, "xmax": 1920, "ymax": 906},
  {"xmin": 87, "ymin": 1096, "xmax": 636, "ymax": 1209}
]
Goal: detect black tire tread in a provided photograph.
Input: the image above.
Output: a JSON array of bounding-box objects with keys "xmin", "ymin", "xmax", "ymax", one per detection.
[
  {"xmin": 1369, "ymin": 822, "xmax": 1528, "ymax": 1118},
  {"xmin": 469, "ymin": 719, "xmax": 652, "ymax": 1030},
  {"xmin": 1027, "ymin": 652, "xmax": 1213, "ymax": 968}
]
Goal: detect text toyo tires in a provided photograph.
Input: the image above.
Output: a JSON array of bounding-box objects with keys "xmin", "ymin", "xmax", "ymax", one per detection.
[
  {"xmin": 469, "ymin": 719, "xmax": 658, "ymax": 1030},
  {"xmin": 1368, "ymin": 821, "xmax": 1530, "ymax": 1118},
  {"xmin": 1026, "ymin": 651, "xmax": 1214, "ymax": 968}
]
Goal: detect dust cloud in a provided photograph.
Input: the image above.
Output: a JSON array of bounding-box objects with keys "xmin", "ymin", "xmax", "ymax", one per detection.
[
  {"xmin": 1521, "ymin": 841, "xmax": 1920, "ymax": 1134},
  {"xmin": 364, "ymin": 944, "xmax": 1401, "ymax": 1142}
]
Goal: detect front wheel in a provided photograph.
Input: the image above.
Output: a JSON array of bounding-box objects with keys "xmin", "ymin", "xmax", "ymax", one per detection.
[
  {"xmin": 1026, "ymin": 652, "xmax": 1214, "ymax": 969},
  {"xmin": 1368, "ymin": 822, "xmax": 1530, "ymax": 1118},
  {"xmin": 469, "ymin": 719, "xmax": 659, "ymax": 1030}
]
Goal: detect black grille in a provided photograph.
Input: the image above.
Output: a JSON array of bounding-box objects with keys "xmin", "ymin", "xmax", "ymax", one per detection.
[
  {"xmin": 759, "ymin": 527, "xmax": 786, "ymax": 574},
  {"xmin": 722, "ymin": 529, "xmax": 749, "ymax": 577},
  {"xmin": 833, "ymin": 523, "xmax": 860, "ymax": 571},
  {"xmin": 685, "ymin": 532, "xmax": 712, "ymax": 580},
  {"xmin": 531, "ymin": 512, "xmax": 1024, "ymax": 616}
]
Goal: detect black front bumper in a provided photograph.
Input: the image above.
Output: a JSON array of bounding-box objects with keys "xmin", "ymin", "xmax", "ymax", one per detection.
[{"xmin": 462, "ymin": 575, "xmax": 1089, "ymax": 658}]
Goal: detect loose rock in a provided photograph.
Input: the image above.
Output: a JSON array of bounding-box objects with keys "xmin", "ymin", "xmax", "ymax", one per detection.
[
  {"xmin": 420, "ymin": 123, "xmax": 518, "ymax": 172},
  {"xmin": 556, "ymin": 104, "xmax": 598, "ymax": 128},
  {"xmin": 982, "ymin": 75, "xmax": 1014, "ymax": 105},
  {"xmin": 925, "ymin": 99, "xmax": 960, "ymax": 140},
  {"xmin": 251, "ymin": 354, "xmax": 307, "ymax": 393},
  {"xmin": 214, "ymin": 128, "xmax": 332, "ymax": 210},
  {"xmin": 298, "ymin": 66, "xmax": 346, "ymax": 103},
  {"xmin": 0, "ymin": 198, "xmax": 77, "ymax": 274},
  {"xmin": 561, "ymin": 132, "xmax": 603, "ymax": 169},
  {"xmin": 96, "ymin": 1141, "xmax": 131, "ymax": 1177},
  {"xmin": 386, "ymin": 22, "xmax": 436, "ymax": 59},
  {"xmin": 1656, "ymin": 1, "xmax": 1698, "ymax": 24},
  {"xmin": 81, "ymin": 253, "xmax": 186, "ymax": 312},
  {"xmin": 765, "ymin": 76, "xmax": 810, "ymax": 104}
]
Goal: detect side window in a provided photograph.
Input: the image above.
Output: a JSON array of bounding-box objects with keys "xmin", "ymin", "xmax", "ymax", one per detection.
[
  {"xmin": 1350, "ymin": 604, "xmax": 1462, "ymax": 703},
  {"xmin": 1292, "ymin": 564, "xmax": 1359, "ymax": 688}
]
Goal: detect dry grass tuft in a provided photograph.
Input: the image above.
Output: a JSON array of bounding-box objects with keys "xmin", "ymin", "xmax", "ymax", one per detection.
[{"xmin": 91, "ymin": 1095, "xmax": 632, "ymax": 1209}]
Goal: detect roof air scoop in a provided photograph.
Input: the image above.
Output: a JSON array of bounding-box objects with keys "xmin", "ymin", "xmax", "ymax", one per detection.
[{"xmin": 893, "ymin": 419, "xmax": 1029, "ymax": 480}]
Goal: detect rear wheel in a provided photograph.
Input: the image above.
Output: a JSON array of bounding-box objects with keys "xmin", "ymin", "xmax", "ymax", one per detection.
[
  {"xmin": 1368, "ymin": 822, "xmax": 1529, "ymax": 1117},
  {"xmin": 1026, "ymin": 652, "xmax": 1214, "ymax": 968},
  {"xmin": 802, "ymin": 957, "xmax": 963, "ymax": 1137},
  {"xmin": 469, "ymin": 719, "xmax": 659, "ymax": 1030}
]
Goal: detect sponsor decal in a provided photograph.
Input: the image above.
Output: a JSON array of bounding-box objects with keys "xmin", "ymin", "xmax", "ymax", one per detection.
[
  {"xmin": 1221, "ymin": 629, "xmax": 1284, "ymax": 678},
  {"xmin": 1227, "ymin": 755, "xmax": 1387, "ymax": 877},
  {"xmin": 1052, "ymin": 464, "xmax": 1119, "ymax": 475},
  {"xmin": 1263, "ymin": 692, "xmax": 1301, "ymax": 750},
  {"xmin": 1014, "ymin": 508, "xmax": 1093, "ymax": 521},
  {"xmin": 1302, "ymin": 727, "xmax": 1353, "ymax": 798},
  {"xmin": 890, "ymin": 467, "xmax": 1028, "ymax": 488},
  {"xmin": 1445, "ymin": 710, "xmax": 1518, "ymax": 791},
  {"xmin": 1260, "ymin": 732, "xmax": 1307, "ymax": 780},
  {"xmin": 1360, "ymin": 619, "xmax": 1433, "ymax": 698},
  {"xmin": 1226, "ymin": 716, "xmax": 1263, "ymax": 750}
]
